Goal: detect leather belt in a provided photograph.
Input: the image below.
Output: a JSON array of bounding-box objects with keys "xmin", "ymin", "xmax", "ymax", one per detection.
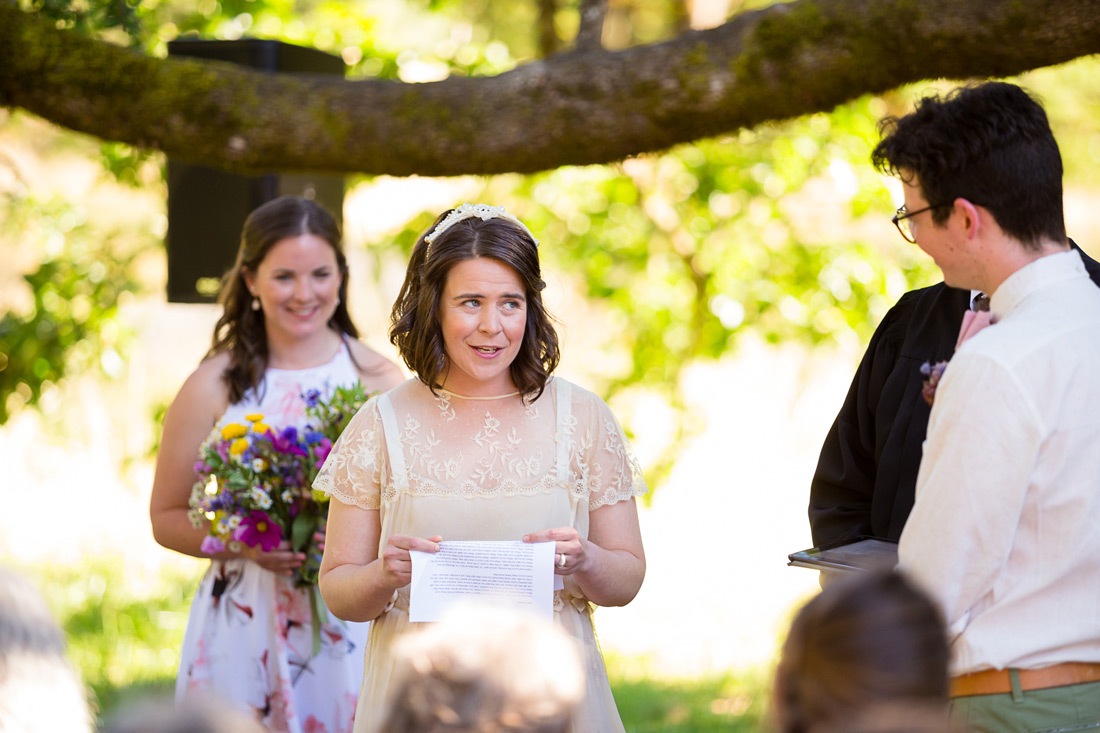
[{"xmin": 950, "ymin": 662, "xmax": 1100, "ymax": 698}]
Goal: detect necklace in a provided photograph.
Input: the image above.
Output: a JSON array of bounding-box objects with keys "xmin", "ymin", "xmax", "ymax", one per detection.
[{"xmin": 439, "ymin": 388, "xmax": 521, "ymax": 401}]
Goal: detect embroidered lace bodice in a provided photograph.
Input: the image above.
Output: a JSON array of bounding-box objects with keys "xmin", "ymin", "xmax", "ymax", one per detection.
[{"xmin": 315, "ymin": 377, "xmax": 646, "ymax": 511}]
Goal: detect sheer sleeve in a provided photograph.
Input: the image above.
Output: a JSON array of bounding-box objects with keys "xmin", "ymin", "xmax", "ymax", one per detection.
[
  {"xmin": 569, "ymin": 387, "xmax": 647, "ymax": 509},
  {"xmin": 312, "ymin": 396, "xmax": 385, "ymax": 510}
]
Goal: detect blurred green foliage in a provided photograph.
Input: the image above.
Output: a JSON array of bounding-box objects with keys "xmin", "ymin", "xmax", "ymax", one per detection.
[
  {"xmin": 17, "ymin": 559, "xmax": 200, "ymax": 725},
  {"xmin": 0, "ymin": 191, "xmax": 141, "ymax": 424}
]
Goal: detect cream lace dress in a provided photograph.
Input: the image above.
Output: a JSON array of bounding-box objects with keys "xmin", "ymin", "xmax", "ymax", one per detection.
[{"xmin": 314, "ymin": 376, "xmax": 646, "ymax": 733}]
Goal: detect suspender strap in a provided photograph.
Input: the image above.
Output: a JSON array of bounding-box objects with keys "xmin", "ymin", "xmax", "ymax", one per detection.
[
  {"xmin": 376, "ymin": 393, "xmax": 409, "ymax": 494},
  {"xmin": 554, "ymin": 379, "xmax": 572, "ymax": 487}
]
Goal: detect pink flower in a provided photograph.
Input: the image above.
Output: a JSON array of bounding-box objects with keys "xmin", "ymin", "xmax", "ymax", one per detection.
[
  {"xmin": 314, "ymin": 438, "xmax": 333, "ymax": 465},
  {"xmin": 200, "ymin": 535, "xmax": 226, "ymax": 555},
  {"xmin": 234, "ymin": 510, "xmax": 283, "ymax": 551}
]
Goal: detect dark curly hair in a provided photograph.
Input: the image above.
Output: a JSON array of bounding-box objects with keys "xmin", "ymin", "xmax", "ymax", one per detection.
[
  {"xmin": 774, "ymin": 569, "xmax": 949, "ymax": 733},
  {"xmin": 872, "ymin": 81, "xmax": 1066, "ymax": 252},
  {"xmin": 389, "ymin": 209, "xmax": 559, "ymax": 402},
  {"xmin": 207, "ymin": 195, "xmax": 359, "ymax": 404}
]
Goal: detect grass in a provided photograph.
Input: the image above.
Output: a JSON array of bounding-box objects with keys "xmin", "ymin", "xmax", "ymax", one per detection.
[{"xmin": 14, "ymin": 556, "xmax": 774, "ymax": 732}]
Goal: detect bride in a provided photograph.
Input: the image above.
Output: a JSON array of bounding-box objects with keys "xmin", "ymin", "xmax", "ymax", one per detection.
[{"xmin": 315, "ymin": 203, "xmax": 647, "ymax": 732}]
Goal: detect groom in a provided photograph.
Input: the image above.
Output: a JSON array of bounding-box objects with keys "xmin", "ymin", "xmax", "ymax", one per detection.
[{"xmin": 875, "ymin": 81, "xmax": 1100, "ymax": 732}]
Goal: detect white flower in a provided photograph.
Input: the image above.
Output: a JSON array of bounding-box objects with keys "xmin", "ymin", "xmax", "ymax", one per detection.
[
  {"xmin": 249, "ymin": 486, "xmax": 273, "ymax": 510},
  {"xmin": 252, "ymin": 458, "xmax": 266, "ymax": 472}
]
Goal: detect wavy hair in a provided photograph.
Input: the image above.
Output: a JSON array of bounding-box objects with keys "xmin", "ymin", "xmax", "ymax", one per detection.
[
  {"xmin": 774, "ymin": 569, "xmax": 949, "ymax": 733},
  {"xmin": 872, "ymin": 81, "xmax": 1066, "ymax": 251},
  {"xmin": 207, "ymin": 195, "xmax": 359, "ymax": 404},
  {"xmin": 389, "ymin": 209, "xmax": 559, "ymax": 402}
]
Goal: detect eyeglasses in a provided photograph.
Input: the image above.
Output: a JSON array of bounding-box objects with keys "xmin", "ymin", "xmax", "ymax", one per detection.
[{"xmin": 892, "ymin": 203, "xmax": 946, "ymax": 243}]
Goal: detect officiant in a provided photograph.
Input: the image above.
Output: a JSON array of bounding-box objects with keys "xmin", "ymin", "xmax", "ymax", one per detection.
[{"xmin": 314, "ymin": 203, "xmax": 647, "ymax": 733}]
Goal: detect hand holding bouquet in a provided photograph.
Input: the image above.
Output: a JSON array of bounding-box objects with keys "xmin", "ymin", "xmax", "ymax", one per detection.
[{"xmin": 188, "ymin": 382, "xmax": 369, "ymax": 587}]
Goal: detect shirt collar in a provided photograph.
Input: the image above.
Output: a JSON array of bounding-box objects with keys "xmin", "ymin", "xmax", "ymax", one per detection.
[{"xmin": 990, "ymin": 248, "xmax": 1085, "ymax": 315}]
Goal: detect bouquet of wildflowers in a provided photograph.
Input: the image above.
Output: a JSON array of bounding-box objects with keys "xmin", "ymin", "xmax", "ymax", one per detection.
[{"xmin": 188, "ymin": 382, "xmax": 369, "ymax": 588}]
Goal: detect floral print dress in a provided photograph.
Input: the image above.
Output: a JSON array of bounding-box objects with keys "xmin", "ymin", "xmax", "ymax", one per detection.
[
  {"xmin": 176, "ymin": 344, "xmax": 368, "ymax": 733},
  {"xmin": 314, "ymin": 377, "xmax": 647, "ymax": 733}
]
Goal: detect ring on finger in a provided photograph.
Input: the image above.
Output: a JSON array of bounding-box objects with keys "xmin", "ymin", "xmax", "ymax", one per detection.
[{"xmin": 557, "ymin": 553, "xmax": 567, "ymax": 568}]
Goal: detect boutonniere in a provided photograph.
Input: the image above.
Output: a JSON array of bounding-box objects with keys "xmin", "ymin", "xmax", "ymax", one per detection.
[{"xmin": 920, "ymin": 360, "xmax": 949, "ymax": 406}]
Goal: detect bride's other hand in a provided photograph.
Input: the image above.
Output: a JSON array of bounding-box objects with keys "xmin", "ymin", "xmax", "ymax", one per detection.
[
  {"xmin": 524, "ymin": 500, "xmax": 645, "ymax": 607},
  {"xmin": 380, "ymin": 534, "xmax": 443, "ymax": 588},
  {"xmin": 522, "ymin": 527, "xmax": 588, "ymax": 575}
]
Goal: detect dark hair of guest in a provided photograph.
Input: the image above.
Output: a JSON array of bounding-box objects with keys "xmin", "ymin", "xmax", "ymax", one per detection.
[{"xmin": 774, "ymin": 569, "xmax": 950, "ymax": 733}]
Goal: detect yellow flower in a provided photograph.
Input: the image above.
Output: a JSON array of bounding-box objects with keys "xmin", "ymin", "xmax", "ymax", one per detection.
[
  {"xmin": 311, "ymin": 489, "xmax": 330, "ymax": 504},
  {"xmin": 252, "ymin": 422, "xmax": 271, "ymax": 434},
  {"xmin": 230, "ymin": 438, "xmax": 249, "ymax": 455},
  {"xmin": 245, "ymin": 413, "xmax": 265, "ymax": 422},
  {"xmin": 220, "ymin": 423, "xmax": 248, "ymax": 440}
]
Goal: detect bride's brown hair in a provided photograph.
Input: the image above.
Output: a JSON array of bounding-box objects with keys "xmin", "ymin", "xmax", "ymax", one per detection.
[
  {"xmin": 389, "ymin": 209, "xmax": 559, "ymax": 401},
  {"xmin": 207, "ymin": 195, "xmax": 359, "ymax": 404}
]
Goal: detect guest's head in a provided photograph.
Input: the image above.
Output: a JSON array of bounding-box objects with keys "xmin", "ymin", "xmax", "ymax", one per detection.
[
  {"xmin": 101, "ymin": 696, "xmax": 266, "ymax": 733},
  {"xmin": 872, "ymin": 81, "xmax": 1066, "ymax": 252},
  {"xmin": 209, "ymin": 194, "xmax": 358, "ymax": 401},
  {"xmin": 389, "ymin": 203, "xmax": 559, "ymax": 401},
  {"xmin": 774, "ymin": 569, "xmax": 950, "ymax": 733},
  {"xmin": 376, "ymin": 602, "xmax": 584, "ymax": 733},
  {"xmin": 0, "ymin": 566, "xmax": 92, "ymax": 733}
]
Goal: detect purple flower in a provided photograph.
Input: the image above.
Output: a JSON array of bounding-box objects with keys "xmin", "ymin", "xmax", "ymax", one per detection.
[
  {"xmin": 304, "ymin": 429, "xmax": 324, "ymax": 445},
  {"xmin": 271, "ymin": 427, "xmax": 308, "ymax": 457},
  {"xmin": 303, "ymin": 389, "xmax": 322, "ymax": 408},
  {"xmin": 314, "ymin": 438, "xmax": 333, "ymax": 465},
  {"xmin": 920, "ymin": 360, "xmax": 949, "ymax": 406},
  {"xmin": 200, "ymin": 535, "xmax": 226, "ymax": 555},
  {"xmin": 234, "ymin": 510, "xmax": 283, "ymax": 552}
]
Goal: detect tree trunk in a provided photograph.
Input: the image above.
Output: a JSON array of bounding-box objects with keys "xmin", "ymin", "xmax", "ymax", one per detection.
[{"xmin": 2, "ymin": 0, "xmax": 1099, "ymax": 176}]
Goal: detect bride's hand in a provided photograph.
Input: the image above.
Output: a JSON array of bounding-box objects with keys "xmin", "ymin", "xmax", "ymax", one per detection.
[
  {"xmin": 379, "ymin": 534, "xmax": 443, "ymax": 588},
  {"xmin": 523, "ymin": 527, "xmax": 588, "ymax": 576},
  {"xmin": 241, "ymin": 540, "xmax": 305, "ymax": 576}
]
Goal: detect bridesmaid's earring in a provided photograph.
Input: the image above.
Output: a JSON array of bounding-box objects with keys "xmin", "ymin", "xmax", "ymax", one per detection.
[{"xmin": 251, "ymin": 296, "xmax": 261, "ymax": 311}]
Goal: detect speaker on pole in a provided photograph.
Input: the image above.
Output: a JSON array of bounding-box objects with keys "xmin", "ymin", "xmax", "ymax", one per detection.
[{"xmin": 166, "ymin": 39, "xmax": 346, "ymax": 303}]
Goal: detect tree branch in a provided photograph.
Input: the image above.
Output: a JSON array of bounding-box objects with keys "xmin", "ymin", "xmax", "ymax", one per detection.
[
  {"xmin": 575, "ymin": 0, "xmax": 608, "ymax": 50},
  {"xmin": 3, "ymin": 0, "xmax": 1100, "ymax": 177}
]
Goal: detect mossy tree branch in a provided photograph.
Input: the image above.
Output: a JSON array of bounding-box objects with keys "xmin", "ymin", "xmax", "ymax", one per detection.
[{"xmin": 2, "ymin": 0, "xmax": 1100, "ymax": 176}]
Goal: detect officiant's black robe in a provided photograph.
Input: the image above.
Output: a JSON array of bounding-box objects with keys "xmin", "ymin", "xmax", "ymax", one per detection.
[{"xmin": 809, "ymin": 242, "xmax": 1100, "ymax": 547}]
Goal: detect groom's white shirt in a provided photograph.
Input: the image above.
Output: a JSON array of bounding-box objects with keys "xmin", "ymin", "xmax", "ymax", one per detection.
[{"xmin": 900, "ymin": 249, "xmax": 1100, "ymax": 675}]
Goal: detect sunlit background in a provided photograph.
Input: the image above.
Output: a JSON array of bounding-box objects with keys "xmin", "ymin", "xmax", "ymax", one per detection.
[{"xmin": 3, "ymin": 0, "xmax": 1100, "ymax": 729}]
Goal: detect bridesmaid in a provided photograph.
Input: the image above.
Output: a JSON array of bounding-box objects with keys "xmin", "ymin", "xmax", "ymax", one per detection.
[{"xmin": 150, "ymin": 195, "xmax": 403, "ymax": 732}]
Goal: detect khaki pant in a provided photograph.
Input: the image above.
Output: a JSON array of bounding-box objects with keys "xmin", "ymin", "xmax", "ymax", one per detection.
[{"xmin": 949, "ymin": 676, "xmax": 1100, "ymax": 732}]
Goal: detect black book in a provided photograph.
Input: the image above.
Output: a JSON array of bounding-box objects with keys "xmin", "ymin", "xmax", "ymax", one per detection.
[{"xmin": 788, "ymin": 536, "xmax": 898, "ymax": 574}]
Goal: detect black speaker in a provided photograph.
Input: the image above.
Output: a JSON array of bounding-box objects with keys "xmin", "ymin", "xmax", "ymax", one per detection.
[{"xmin": 166, "ymin": 39, "xmax": 346, "ymax": 303}]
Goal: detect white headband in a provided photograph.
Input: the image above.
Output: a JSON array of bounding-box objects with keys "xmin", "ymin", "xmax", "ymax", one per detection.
[{"xmin": 423, "ymin": 203, "xmax": 539, "ymax": 247}]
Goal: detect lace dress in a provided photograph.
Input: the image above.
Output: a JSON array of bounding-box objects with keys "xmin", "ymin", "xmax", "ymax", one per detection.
[
  {"xmin": 314, "ymin": 377, "xmax": 647, "ymax": 733},
  {"xmin": 176, "ymin": 344, "xmax": 369, "ymax": 733}
]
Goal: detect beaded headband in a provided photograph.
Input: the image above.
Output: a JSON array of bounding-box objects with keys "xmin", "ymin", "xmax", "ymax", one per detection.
[{"xmin": 423, "ymin": 203, "xmax": 539, "ymax": 247}]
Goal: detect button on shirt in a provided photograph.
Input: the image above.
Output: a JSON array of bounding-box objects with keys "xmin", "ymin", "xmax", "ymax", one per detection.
[{"xmin": 899, "ymin": 249, "xmax": 1100, "ymax": 675}]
